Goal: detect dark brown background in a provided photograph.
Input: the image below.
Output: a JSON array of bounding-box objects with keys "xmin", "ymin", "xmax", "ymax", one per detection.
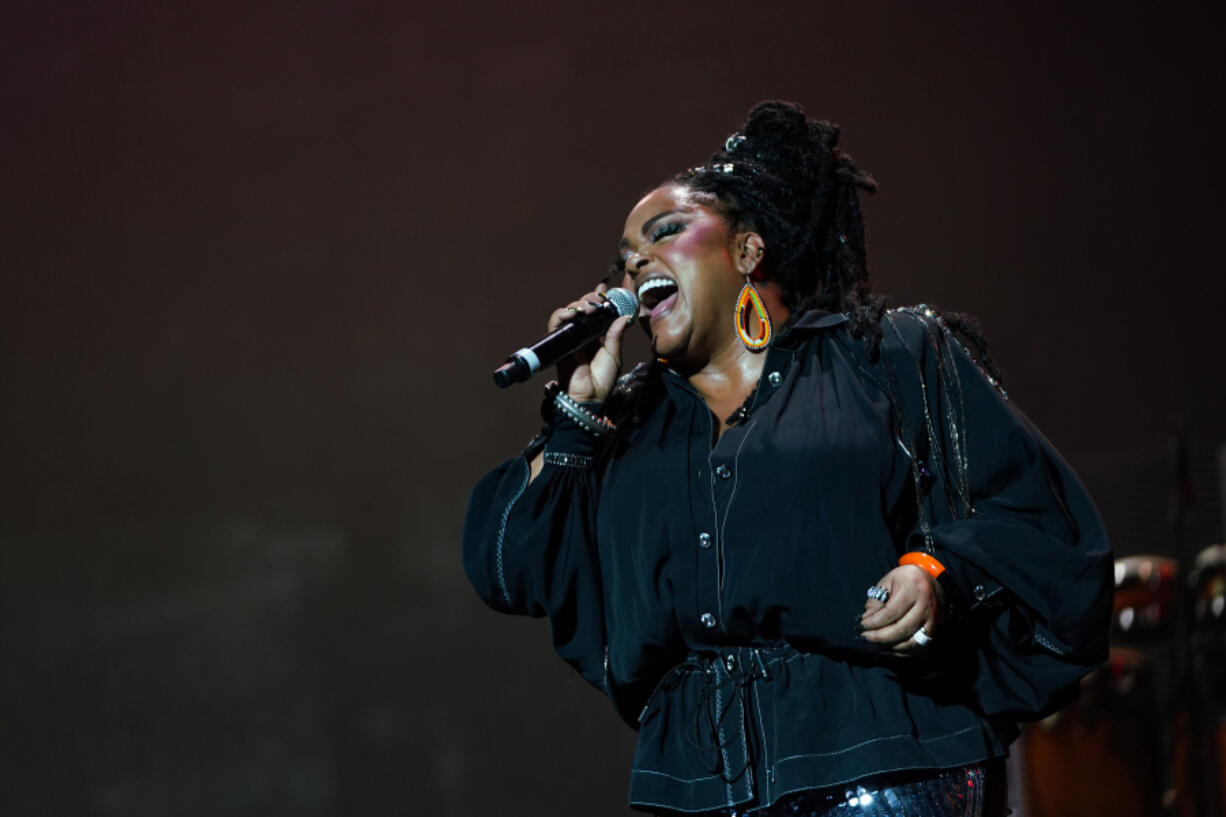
[{"xmin": 3, "ymin": 2, "xmax": 1224, "ymax": 815}]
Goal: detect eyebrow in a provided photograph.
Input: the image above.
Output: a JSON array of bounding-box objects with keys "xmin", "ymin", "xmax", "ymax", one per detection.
[{"xmin": 618, "ymin": 209, "xmax": 681, "ymax": 250}]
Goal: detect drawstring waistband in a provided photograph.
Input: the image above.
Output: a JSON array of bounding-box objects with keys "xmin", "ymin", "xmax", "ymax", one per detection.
[{"xmin": 648, "ymin": 647, "xmax": 782, "ymax": 785}]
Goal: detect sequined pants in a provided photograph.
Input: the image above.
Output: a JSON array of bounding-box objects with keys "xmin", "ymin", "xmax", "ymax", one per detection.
[{"xmin": 653, "ymin": 761, "xmax": 1007, "ymax": 817}]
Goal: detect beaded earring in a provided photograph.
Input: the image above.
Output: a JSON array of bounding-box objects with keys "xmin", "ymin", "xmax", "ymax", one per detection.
[{"xmin": 734, "ymin": 276, "xmax": 772, "ymax": 350}]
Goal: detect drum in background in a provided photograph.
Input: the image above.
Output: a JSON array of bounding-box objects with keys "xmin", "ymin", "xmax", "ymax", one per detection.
[
  {"xmin": 1189, "ymin": 544, "xmax": 1226, "ymax": 817},
  {"xmin": 1020, "ymin": 554, "xmax": 1178, "ymax": 817},
  {"xmin": 1190, "ymin": 543, "xmax": 1226, "ymax": 644},
  {"xmin": 1020, "ymin": 648, "xmax": 1157, "ymax": 817},
  {"xmin": 1112, "ymin": 554, "xmax": 1180, "ymax": 643}
]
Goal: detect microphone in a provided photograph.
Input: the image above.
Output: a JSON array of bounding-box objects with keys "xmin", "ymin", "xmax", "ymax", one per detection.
[{"xmin": 493, "ymin": 287, "xmax": 639, "ymax": 388}]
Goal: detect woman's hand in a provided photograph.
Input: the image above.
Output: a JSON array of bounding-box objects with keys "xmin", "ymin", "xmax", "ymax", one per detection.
[
  {"xmin": 548, "ymin": 282, "xmax": 635, "ymax": 403},
  {"xmin": 859, "ymin": 565, "xmax": 944, "ymax": 654}
]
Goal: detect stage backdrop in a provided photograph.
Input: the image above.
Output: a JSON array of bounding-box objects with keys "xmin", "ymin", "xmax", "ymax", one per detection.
[{"xmin": 3, "ymin": 2, "xmax": 1224, "ymax": 815}]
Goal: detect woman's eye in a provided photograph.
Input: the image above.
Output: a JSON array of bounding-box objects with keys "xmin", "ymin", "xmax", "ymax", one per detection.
[{"xmin": 650, "ymin": 222, "xmax": 685, "ymax": 242}]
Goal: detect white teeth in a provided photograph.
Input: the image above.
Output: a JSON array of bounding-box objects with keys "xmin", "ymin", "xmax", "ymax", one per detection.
[{"xmin": 637, "ymin": 278, "xmax": 676, "ymax": 297}]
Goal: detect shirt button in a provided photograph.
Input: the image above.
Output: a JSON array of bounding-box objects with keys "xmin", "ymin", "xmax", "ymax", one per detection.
[
  {"xmin": 700, "ymin": 612, "xmax": 718, "ymax": 629},
  {"xmin": 974, "ymin": 584, "xmax": 987, "ymax": 601},
  {"xmin": 715, "ymin": 464, "xmax": 732, "ymax": 479},
  {"xmin": 767, "ymin": 371, "xmax": 783, "ymax": 387},
  {"xmin": 724, "ymin": 654, "xmax": 737, "ymax": 672},
  {"xmin": 698, "ymin": 532, "xmax": 712, "ymax": 549}
]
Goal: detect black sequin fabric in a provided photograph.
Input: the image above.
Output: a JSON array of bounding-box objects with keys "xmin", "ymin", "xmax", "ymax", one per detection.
[{"xmin": 656, "ymin": 764, "xmax": 1000, "ymax": 817}]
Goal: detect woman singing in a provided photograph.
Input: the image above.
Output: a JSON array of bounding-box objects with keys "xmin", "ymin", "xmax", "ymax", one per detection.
[{"xmin": 463, "ymin": 101, "xmax": 1112, "ymax": 816}]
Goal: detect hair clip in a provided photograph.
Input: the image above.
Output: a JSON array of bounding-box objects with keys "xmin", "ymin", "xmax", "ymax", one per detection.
[{"xmin": 685, "ymin": 162, "xmax": 735, "ymax": 176}]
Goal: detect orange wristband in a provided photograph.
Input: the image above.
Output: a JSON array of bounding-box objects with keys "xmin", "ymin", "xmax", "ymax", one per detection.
[{"xmin": 899, "ymin": 551, "xmax": 946, "ymax": 579}]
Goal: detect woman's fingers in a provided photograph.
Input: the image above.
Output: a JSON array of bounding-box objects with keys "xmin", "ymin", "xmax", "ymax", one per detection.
[
  {"xmin": 859, "ymin": 565, "xmax": 939, "ymax": 651},
  {"xmin": 548, "ymin": 284, "xmax": 611, "ymax": 331},
  {"xmin": 549, "ymin": 284, "xmax": 632, "ymax": 403},
  {"xmin": 548, "ymin": 299, "xmax": 596, "ymax": 332},
  {"xmin": 584, "ymin": 315, "xmax": 633, "ymax": 396},
  {"xmin": 603, "ymin": 314, "xmax": 633, "ymax": 349},
  {"xmin": 862, "ymin": 601, "xmax": 928, "ymax": 646}
]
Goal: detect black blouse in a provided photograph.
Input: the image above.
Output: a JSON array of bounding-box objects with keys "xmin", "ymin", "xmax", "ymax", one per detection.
[{"xmin": 463, "ymin": 308, "xmax": 1112, "ymax": 814}]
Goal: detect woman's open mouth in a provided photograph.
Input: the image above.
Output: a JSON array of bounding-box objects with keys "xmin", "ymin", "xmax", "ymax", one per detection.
[{"xmin": 637, "ymin": 277, "xmax": 679, "ymax": 320}]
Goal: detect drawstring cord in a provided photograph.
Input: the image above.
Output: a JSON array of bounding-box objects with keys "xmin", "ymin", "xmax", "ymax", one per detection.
[{"xmin": 658, "ymin": 650, "xmax": 772, "ymax": 784}]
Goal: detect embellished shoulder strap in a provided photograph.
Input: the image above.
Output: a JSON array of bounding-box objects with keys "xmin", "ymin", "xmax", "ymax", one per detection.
[
  {"xmin": 834, "ymin": 306, "xmax": 992, "ymax": 552},
  {"xmin": 885, "ymin": 306, "xmax": 974, "ymax": 525}
]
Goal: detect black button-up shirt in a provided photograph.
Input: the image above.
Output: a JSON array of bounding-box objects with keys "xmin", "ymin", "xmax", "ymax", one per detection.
[{"xmin": 464, "ymin": 309, "xmax": 1112, "ymax": 813}]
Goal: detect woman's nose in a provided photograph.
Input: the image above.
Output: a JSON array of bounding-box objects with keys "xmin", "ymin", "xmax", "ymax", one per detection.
[{"xmin": 626, "ymin": 253, "xmax": 650, "ymax": 277}]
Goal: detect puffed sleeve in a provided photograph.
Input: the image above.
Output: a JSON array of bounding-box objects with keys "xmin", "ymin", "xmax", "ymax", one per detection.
[
  {"xmin": 884, "ymin": 310, "xmax": 1114, "ymax": 721},
  {"xmin": 462, "ymin": 419, "xmax": 610, "ymax": 693}
]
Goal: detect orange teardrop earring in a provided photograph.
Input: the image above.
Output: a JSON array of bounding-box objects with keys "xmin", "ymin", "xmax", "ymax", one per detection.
[{"xmin": 734, "ymin": 275, "xmax": 772, "ymax": 351}]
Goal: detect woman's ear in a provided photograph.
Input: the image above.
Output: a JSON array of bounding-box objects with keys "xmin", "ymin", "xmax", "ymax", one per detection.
[{"xmin": 740, "ymin": 232, "xmax": 766, "ymax": 278}]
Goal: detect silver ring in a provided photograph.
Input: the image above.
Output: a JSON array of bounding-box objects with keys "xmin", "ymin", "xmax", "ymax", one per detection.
[
  {"xmin": 911, "ymin": 627, "xmax": 933, "ymax": 646},
  {"xmin": 866, "ymin": 585, "xmax": 889, "ymax": 604}
]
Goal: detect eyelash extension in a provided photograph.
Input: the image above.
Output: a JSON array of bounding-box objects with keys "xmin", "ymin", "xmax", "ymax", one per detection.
[
  {"xmin": 611, "ymin": 221, "xmax": 687, "ymax": 276},
  {"xmin": 650, "ymin": 221, "xmax": 685, "ymax": 241}
]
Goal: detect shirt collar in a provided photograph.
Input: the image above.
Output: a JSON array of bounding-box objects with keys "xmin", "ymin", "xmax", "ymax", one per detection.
[
  {"xmin": 655, "ymin": 310, "xmax": 847, "ymax": 384},
  {"xmin": 773, "ymin": 309, "xmax": 848, "ymax": 350}
]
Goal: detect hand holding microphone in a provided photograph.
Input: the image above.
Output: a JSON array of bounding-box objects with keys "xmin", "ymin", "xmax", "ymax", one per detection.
[{"xmin": 492, "ymin": 284, "xmax": 638, "ymax": 401}]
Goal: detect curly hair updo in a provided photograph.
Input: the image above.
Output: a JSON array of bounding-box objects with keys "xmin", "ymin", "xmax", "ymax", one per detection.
[
  {"xmin": 673, "ymin": 100, "xmax": 886, "ymax": 351},
  {"xmin": 605, "ymin": 101, "xmax": 1002, "ymax": 424}
]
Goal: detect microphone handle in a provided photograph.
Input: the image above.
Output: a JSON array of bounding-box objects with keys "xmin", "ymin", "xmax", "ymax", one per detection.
[{"xmin": 492, "ymin": 305, "xmax": 618, "ymax": 388}]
